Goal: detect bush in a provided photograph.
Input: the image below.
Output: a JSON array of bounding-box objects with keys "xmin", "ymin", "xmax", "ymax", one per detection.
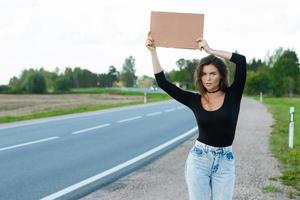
[
  {"xmin": 25, "ymin": 72, "xmax": 47, "ymax": 94},
  {"xmin": 0, "ymin": 85, "xmax": 10, "ymax": 93},
  {"xmin": 54, "ymin": 76, "xmax": 71, "ymax": 92}
]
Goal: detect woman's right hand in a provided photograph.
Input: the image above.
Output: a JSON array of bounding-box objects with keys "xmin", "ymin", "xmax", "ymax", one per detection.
[{"xmin": 145, "ymin": 32, "xmax": 156, "ymax": 52}]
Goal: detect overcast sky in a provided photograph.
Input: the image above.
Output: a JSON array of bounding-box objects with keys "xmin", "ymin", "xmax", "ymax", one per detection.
[{"xmin": 0, "ymin": 0, "xmax": 299, "ymax": 85}]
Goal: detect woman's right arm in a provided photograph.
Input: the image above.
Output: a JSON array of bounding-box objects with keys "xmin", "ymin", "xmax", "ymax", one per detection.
[
  {"xmin": 145, "ymin": 33, "xmax": 196, "ymax": 107},
  {"xmin": 146, "ymin": 33, "xmax": 163, "ymax": 74}
]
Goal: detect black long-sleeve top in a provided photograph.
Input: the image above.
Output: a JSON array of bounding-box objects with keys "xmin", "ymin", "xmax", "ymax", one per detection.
[{"xmin": 154, "ymin": 53, "xmax": 246, "ymax": 147}]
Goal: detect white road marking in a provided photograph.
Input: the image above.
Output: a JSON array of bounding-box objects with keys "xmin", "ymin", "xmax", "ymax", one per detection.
[
  {"xmin": 0, "ymin": 137, "xmax": 59, "ymax": 152},
  {"xmin": 72, "ymin": 124, "xmax": 111, "ymax": 135},
  {"xmin": 40, "ymin": 126, "xmax": 198, "ymax": 200},
  {"xmin": 146, "ymin": 112, "xmax": 162, "ymax": 116},
  {"xmin": 165, "ymin": 108, "xmax": 176, "ymax": 112},
  {"xmin": 117, "ymin": 116, "xmax": 142, "ymax": 123}
]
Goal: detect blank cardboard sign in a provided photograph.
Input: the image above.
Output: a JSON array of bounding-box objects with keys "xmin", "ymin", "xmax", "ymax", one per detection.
[{"xmin": 150, "ymin": 11, "xmax": 204, "ymax": 49}]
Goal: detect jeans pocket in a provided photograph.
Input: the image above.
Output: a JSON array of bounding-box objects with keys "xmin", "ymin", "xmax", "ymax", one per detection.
[
  {"xmin": 224, "ymin": 151, "xmax": 235, "ymax": 161},
  {"xmin": 190, "ymin": 146, "xmax": 204, "ymax": 157}
]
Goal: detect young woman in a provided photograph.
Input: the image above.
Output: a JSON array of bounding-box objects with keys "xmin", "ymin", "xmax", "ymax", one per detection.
[{"xmin": 145, "ymin": 33, "xmax": 246, "ymax": 200}]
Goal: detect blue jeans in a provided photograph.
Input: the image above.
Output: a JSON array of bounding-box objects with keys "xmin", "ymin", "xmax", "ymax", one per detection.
[{"xmin": 184, "ymin": 140, "xmax": 235, "ymax": 200}]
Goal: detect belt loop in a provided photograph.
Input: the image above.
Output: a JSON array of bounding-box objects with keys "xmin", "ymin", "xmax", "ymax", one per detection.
[{"xmin": 205, "ymin": 145, "xmax": 209, "ymax": 153}]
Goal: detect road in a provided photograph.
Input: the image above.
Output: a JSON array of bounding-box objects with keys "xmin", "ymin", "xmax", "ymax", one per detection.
[
  {"xmin": 0, "ymin": 100, "xmax": 197, "ymax": 200},
  {"xmin": 82, "ymin": 97, "xmax": 297, "ymax": 200}
]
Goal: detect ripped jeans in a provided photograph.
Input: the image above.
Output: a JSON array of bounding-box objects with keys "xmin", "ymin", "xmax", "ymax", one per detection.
[{"xmin": 184, "ymin": 140, "xmax": 235, "ymax": 200}]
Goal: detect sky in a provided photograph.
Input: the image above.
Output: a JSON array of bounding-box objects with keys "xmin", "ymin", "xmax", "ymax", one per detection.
[{"xmin": 0, "ymin": 0, "xmax": 299, "ymax": 85}]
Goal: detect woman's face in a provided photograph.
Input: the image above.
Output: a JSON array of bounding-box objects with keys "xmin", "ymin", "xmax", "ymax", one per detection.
[{"xmin": 201, "ymin": 64, "xmax": 221, "ymax": 92}]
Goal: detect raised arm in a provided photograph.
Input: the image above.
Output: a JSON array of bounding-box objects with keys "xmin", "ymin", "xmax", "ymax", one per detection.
[
  {"xmin": 196, "ymin": 38, "xmax": 246, "ymax": 99},
  {"xmin": 145, "ymin": 32, "xmax": 196, "ymax": 108},
  {"xmin": 196, "ymin": 38, "xmax": 232, "ymax": 60},
  {"xmin": 145, "ymin": 32, "xmax": 163, "ymax": 74}
]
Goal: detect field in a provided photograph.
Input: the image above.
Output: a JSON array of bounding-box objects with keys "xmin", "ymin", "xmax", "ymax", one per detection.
[
  {"xmin": 0, "ymin": 94, "xmax": 143, "ymax": 116},
  {"xmin": 0, "ymin": 90, "xmax": 171, "ymax": 123}
]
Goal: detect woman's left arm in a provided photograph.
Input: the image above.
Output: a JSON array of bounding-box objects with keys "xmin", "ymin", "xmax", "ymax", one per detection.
[
  {"xmin": 196, "ymin": 38, "xmax": 232, "ymax": 60},
  {"xmin": 196, "ymin": 38, "xmax": 247, "ymax": 99}
]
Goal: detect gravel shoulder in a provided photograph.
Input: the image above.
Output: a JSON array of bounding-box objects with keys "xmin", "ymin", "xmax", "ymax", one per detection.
[{"xmin": 82, "ymin": 97, "xmax": 297, "ymax": 200}]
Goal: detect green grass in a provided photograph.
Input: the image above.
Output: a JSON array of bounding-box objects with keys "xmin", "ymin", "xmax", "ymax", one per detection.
[
  {"xmin": 269, "ymin": 177, "xmax": 279, "ymax": 181},
  {"xmin": 70, "ymin": 87, "xmax": 145, "ymax": 96},
  {"xmin": 0, "ymin": 89, "xmax": 171, "ymax": 123},
  {"xmin": 252, "ymin": 96, "xmax": 300, "ymax": 193},
  {"xmin": 287, "ymin": 190, "xmax": 299, "ymax": 199},
  {"xmin": 70, "ymin": 88, "xmax": 172, "ymax": 101},
  {"xmin": 262, "ymin": 185, "xmax": 282, "ymax": 193}
]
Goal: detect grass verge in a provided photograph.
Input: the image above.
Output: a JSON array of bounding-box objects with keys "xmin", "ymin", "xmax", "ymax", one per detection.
[
  {"xmin": 251, "ymin": 96, "xmax": 300, "ymax": 194},
  {"xmin": 262, "ymin": 185, "xmax": 282, "ymax": 193}
]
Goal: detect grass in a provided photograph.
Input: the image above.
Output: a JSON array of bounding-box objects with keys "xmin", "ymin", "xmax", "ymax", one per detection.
[
  {"xmin": 0, "ymin": 89, "xmax": 171, "ymax": 123},
  {"xmin": 262, "ymin": 185, "xmax": 282, "ymax": 193},
  {"xmin": 251, "ymin": 96, "xmax": 300, "ymax": 194},
  {"xmin": 70, "ymin": 87, "xmax": 147, "ymax": 96},
  {"xmin": 70, "ymin": 88, "xmax": 172, "ymax": 102},
  {"xmin": 287, "ymin": 190, "xmax": 300, "ymax": 199}
]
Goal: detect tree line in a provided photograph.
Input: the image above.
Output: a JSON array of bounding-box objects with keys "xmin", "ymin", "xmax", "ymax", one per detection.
[
  {"xmin": 166, "ymin": 48, "xmax": 300, "ymax": 97},
  {"xmin": 0, "ymin": 56, "xmax": 154, "ymax": 94},
  {"xmin": 0, "ymin": 48, "xmax": 299, "ymax": 97}
]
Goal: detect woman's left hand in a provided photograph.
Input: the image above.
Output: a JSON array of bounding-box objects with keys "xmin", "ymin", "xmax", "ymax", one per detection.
[{"xmin": 196, "ymin": 38, "xmax": 211, "ymax": 54}]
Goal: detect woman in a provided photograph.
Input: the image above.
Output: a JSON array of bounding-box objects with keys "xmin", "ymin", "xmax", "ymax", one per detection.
[{"xmin": 145, "ymin": 32, "xmax": 246, "ymax": 200}]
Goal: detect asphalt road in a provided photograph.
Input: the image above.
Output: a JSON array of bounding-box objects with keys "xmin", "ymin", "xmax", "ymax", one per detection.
[
  {"xmin": 0, "ymin": 100, "xmax": 197, "ymax": 200},
  {"xmin": 82, "ymin": 97, "xmax": 298, "ymax": 200}
]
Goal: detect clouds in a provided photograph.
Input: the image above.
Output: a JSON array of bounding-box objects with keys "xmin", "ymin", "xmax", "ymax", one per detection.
[{"xmin": 0, "ymin": 0, "xmax": 299, "ymax": 84}]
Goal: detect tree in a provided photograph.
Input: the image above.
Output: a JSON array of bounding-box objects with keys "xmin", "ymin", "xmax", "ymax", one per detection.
[
  {"xmin": 107, "ymin": 65, "xmax": 119, "ymax": 87},
  {"xmin": 247, "ymin": 58, "xmax": 267, "ymax": 71},
  {"xmin": 64, "ymin": 67, "xmax": 98, "ymax": 88},
  {"xmin": 108, "ymin": 65, "xmax": 119, "ymax": 83},
  {"xmin": 269, "ymin": 49, "xmax": 299, "ymax": 96},
  {"xmin": 9, "ymin": 76, "xmax": 22, "ymax": 93},
  {"xmin": 137, "ymin": 75, "xmax": 154, "ymax": 88},
  {"xmin": 120, "ymin": 56, "xmax": 137, "ymax": 87},
  {"xmin": 295, "ymin": 74, "xmax": 300, "ymax": 94},
  {"xmin": 244, "ymin": 70, "xmax": 272, "ymax": 95},
  {"xmin": 185, "ymin": 59, "xmax": 199, "ymax": 89},
  {"xmin": 265, "ymin": 47, "xmax": 284, "ymax": 68},
  {"xmin": 98, "ymin": 73, "xmax": 111, "ymax": 87},
  {"xmin": 169, "ymin": 69, "xmax": 186, "ymax": 82},
  {"xmin": 64, "ymin": 67, "xmax": 76, "ymax": 88},
  {"xmin": 173, "ymin": 58, "xmax": 199, "ymax": 90},
  {"xmin": 98, "ymin": 66, "xmax": 120, "ymax": 87},
  {"xmin": 25, "ymin": 71, "xmax": 47, "ymax": 94},
  {"xmin": 54, "ymin": 76, "xmax": 71, "ymax": 92},
  {"xmin": 40, "ymin": 68, "xmax": 58, "ymax": 92},
  {"xmin": 176, "ymin": 59, "xmax": 186, "ymax": 70},
  {"xmin": 0, "ymin": 85, "xmax": 10, "ymax": 93}
]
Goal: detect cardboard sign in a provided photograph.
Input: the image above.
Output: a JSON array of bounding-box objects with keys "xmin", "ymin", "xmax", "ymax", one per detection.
[{"xmin": 150, "ymin": 11, "xmax": 204, "ymax": 49}]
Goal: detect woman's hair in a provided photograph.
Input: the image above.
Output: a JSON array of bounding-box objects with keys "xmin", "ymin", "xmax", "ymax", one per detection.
[{"xmin": 194, "ymin": 55, "xmax": 229, "ymax": 95}]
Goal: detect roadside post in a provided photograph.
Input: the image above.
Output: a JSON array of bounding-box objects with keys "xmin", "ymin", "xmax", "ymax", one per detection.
[
  {"xmin": 289, "ymin": 107, "xmax": 295, "ymax": 148},
  {"xmin": 259, "ymin": 92, "xmax": 262, "ymax": 102},
  {"xmin": 144, "ymin": 92, "xmax": 147, "ymax": 104}
]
